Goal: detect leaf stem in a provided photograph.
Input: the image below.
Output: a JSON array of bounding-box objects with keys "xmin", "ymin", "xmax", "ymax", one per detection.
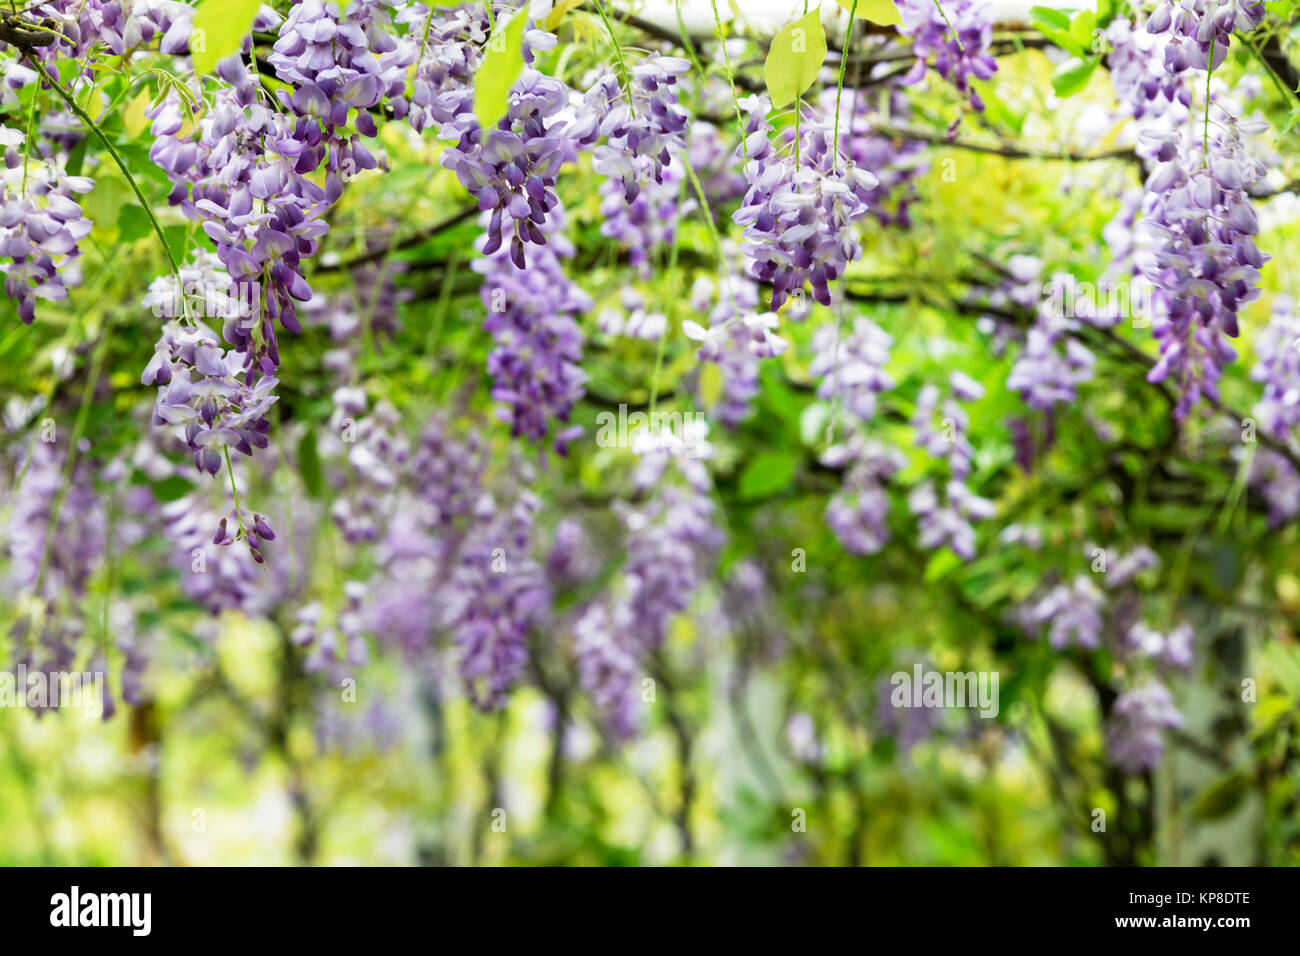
[
  {"xmin": 832, "ymin": 0, "xmax": 859, "ymax": 174},
  {"xmin": 592, "ymin": 0, "xmax": 635, "ymax": 116},
  {"xmin": 708, "ymin": 0, "xmax": 746, "ymax": 163},
  {"xmin": 933, "ymin": 0, "xmax": 963, "ymax": 52}
]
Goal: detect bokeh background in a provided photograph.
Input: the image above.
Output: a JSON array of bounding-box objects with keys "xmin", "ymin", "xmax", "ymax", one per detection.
[{"xmin": 3, "ymin": 0, "xmax": 1300, "ymax": 866}]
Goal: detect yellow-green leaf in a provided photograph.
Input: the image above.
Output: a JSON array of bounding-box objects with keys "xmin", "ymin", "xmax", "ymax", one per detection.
[
  {"xmin": 541, "ymin": 0, "xmax": 585, "ymax": 31},
  {"xmin": 122, "ymin": 87, "xmax": 153, "ymax": 138},
  {"xmin": 764, "ymin": 9, "xmax": 828, "ymax": 109},
  {"xmin": 834, "ymin": 0, "xmax": 903, "ymax": 27},
  {"xmin": 191, "ymin": 0, "xmax": 263, "ymax": 77},
  {"xmin": 474, "ymin": 11, "xmax": 528, "ymax": 129}
]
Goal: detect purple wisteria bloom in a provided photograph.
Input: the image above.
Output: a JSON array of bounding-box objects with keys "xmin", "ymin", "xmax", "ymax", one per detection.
[
  {"xmin": 908, "ymin": 375, "xmax": 994, "ymax": 560},
  {"xmin": 269, "ymin": 0, "xmax": 413, "ymax": 191},
  {"xmin": 148, "ymin": 50, "xmax": 330, "ymax": 375},
  {"xmin": 1106, "ymin": 680, "xmax": 1183, "ymax": 772},
  {"xmin": 1136, "ymin": 111, "xmax": 1267, "ymax": 416},
  {"xmin": 583, "ymin": 54, "xmax": 692, "ymax": 203},
  {"xmin": 1145, "ymin": 0, "xmax": 1265, "ymax": 74},
  {"xmin": 143, "ymin": 317, "xmax": 278, "ymax": 479},
  {"xmin": 733, "ymin": 95, "xmax": 879, "ymax": 310},
  {"xmin": 472, "ymin": 203, "xmax": 588, "ymax": 455},
  {"xmin": 0, "ymin": 124, "xmax": 93, "ymax": 323},
  {"xmin": 896, "ymin": 0, "xmax": 998, "ymax": 115}
]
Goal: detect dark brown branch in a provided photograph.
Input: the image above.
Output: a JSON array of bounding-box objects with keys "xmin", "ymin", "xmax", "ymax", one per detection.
[{"xmin": 317, "ymin": 204, "xmax": 479, "ymax": 273}]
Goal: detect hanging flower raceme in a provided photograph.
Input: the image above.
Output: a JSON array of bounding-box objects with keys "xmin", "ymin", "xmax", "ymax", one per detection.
[
  {"xmin": 732, "ymin": 95, "xmax": 879, "ymax": 310},
  {"xmin": 1244, "ymin": 297, "xmax": 1300, "ymax": 526},
  {"xmin": 573, "ymin": 602, "xmax": 641, "ymax": 740},
  {"xmin": 1137, "ymin": 108, "xmax": 1268, "ymax": 417},
  {"xmin": 1145, "ymin": 0, "xmax": 1265, "ymax": 74},
  {"xmin": 4, "ymin": 438, "xmax": 103, "ymax": 606},
  {"xmin": 1106, "ymin": 680, "xmax": 1184, "ymax": 772},
  {"xmin": 683, "ymin": 271, "xmax": 774, "ymax": 429},
  {"xmin": 324, "ymin": 387, "xmax": 408, "ymax": 544},
  {"xmin": 143, "ymin": 309, "xmax": 278, "ymax": 483},
  {"xmin": 1012, "ymin": 544, "xmax": 1193, "ymax": 772},
  {"xmin": 159, "ymin": 492, "xmax": 268, "ymax": 613},
  {"xmin": 1020, "ymin": 574, "xmax": 1106, "ymax": 650},
  {"xmin": 895, "ymin": 0, "xmax": 998, "ymax": 115},
  {"xmin": 582, "ymin": 54, "xmax": 692, "ymax": 204},
  {"xmin": 818, "ymin": 86, "xmax": 927, "ymax": 227},
  {"xmin": 907, "ymin": 373, "xmax": 994, "ymax": 560},
  {"xmin": 397, "ymin": 1, "xmax": 492, "ymax": 134},
  {"xmin": 148, "ymin": 46, "xmax": 329, "ymax": 376},
  {"xmin": 823, "ymin": 435, "xmax": 906, "ymax": 556},
  {"xmin": 269, "ymin": 0, "xmax": 414, "ymax": 192},
  {"xmin": 811, "ymin": 316, "xmax": 894, "ymax": 422},
  {"xmin": 1105, "ymin": 17, "xmax": 1189, "ymax": 121},
  {"xmin": 472, "ymin": 203, "xmax": 588, "ymax": 455},
  {"xmin": 813, "ymin": 310, "xmax": 898, "ymax": 555},
  {"xmin": 1006, "ymin": 274, "xmax": 1098, "ymax": 412},
  {"xmin": 443, "ymin": 489, "xmax": 549, "ymax": 711},
  {"xmin": 576, "ymin": 435, "xmax": 721, "ymax": 740},
  {"xmin": 600, "ymin": 156, "xmax": 692, "ymax": 278},
  {"xmin": 439, "ymin": 24, "xmax": 576, "ymax": 268},
  {"xmin": 0, "ymin": 123, "xmax": 93, "ymax": 323}
]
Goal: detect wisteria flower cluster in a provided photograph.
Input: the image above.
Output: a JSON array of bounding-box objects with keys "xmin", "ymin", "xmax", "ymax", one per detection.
[
  {"xmin": 1145, "ymin": 0, "xmax": 1266, "ymax": 74},
  {"xmin": 439, "ymin": 27, "xmax": 574, "ymax": 269},
  {"xmin": 907, "ymin": 373, "xmax": 994, "ymax": 560},
  {"xmin": 270, "ymin": 0, "xmax": 413, "ymax": 191},
  {"xmin": 896, "ymin": 0, "xmax": 998, "ymax": 115},
  {"xmin": 1014, "ymin": 543, "xmax": 1195, "ymax": 772},
  {"xmin": 0, "ymin": 124, "xmax": 93, "ymax": 323},
  {"xmin": 397, "ymin": 1, "xmax": 492, "ymax": 135},
  {"xmin": 473, "ymin": 203, "xmax": 588, "ymax": 454},
  {"xmin": 684, "ymin": 271, "xmax": 770, "ymax": 428},
  {"xmin": 582, "ymin": 54, "xmax": 692, "ymax": 204},
  {"xmin": 1137, "ymin": 109, "xmax": 1267, "ymax": 415},
  {"xmin": 576, "ymin": 444, "xmax": 722, "ymax": 740},
  {"xmin": 1244, "ymin": 298, "xmax": 1300, "ymax": 525},
  {"xmin": 733, "ymin": 95, "xmax": 879, "ymax": 310},
  {"xmin": 149, "ymin": 48, "xmax": 331, "ymax": 375}
]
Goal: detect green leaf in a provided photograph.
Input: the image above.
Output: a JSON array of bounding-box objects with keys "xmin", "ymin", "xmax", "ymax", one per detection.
[
  {"xmin": 1050, "ymin": 57, "xmax": 1098, "ymax": 98},
  {"xmin": 123, "ymin": 87, "xmax": 153, "ymax": 139},
  {"xmin": 65, "ymin": 136, "xmax": 88, "ymax": 178},
  {"xmin": 191, "ymin": 0, "xmax": 263, "ymax": 77},
  {"xmin": 1030, "ymin": 7, "xmax": 1086, "ymax": 56},
  {"xmin": 116, "ymin": 204, "xmax": 151, "ymax": 242},
  {"xmin": 1068, "ymin": 10, "xmax": 1100, "ymax": 56},
  {"xmin": 474, "ymin": 11, "xmax": 528, "ymax": 129},
  {"xmin": 764, "ymin": 9, "xmax": 828, "ymax": 109},
  {"xmin": 1029, "ymin": 6, "xmax": 1071, "ymax": 31},
  {"xmin": 737, "ymin": 452, "xmax": 797, "ymax": 501},
  {"xmin": 298, "ymin": 427, "xmax": 324, "ymax": 500},
  {"xmin": 146, "ymin": 473, "xmax": 194, "ymax": 504},
  {"xmin": 1191, "ymin": 770, "xmax": 1253, "ymax": 821},
  {"xmin": 923, "ymin": 548, "xmax": 962, "ymax": 583},
  {"xmin": 834, "ymin": 0, "xmax": 903, "ymax": 28}
]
